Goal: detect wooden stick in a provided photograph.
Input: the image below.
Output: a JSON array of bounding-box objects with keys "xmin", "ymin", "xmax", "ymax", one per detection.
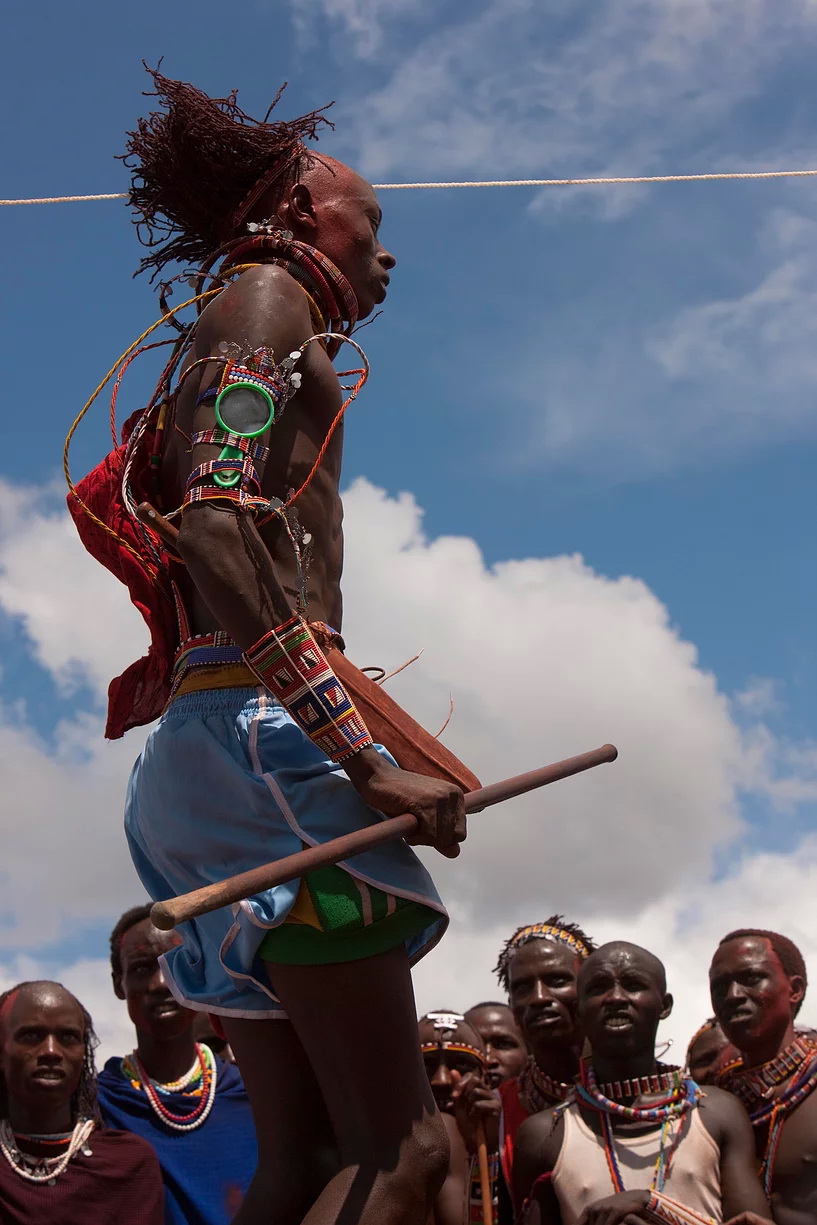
[
  {"xmin": 150, "ymin": 743, "xmax": 617, "ymax": 930},
  {"xmin": 476, "ymin": 1120, "xmax": 494, "ymax": 1225},
  {"xmin": 136, "ymin": 502, "xmax": 179, "ymax": 549}
]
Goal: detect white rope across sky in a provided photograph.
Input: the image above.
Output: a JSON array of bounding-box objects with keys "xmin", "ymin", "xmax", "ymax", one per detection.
[{"xmin": 2, "ymin": 167, "xmax": 817, "ymax": 205}]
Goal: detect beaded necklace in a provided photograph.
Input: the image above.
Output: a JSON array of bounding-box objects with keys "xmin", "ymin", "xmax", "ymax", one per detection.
[
  {"xmin": 564, "ymin": 1062, "xmax": 699, "ymax": 1194},
  {"xmin": 518, "ymin": 1056, "xmax": 573, "ymax": 1114},
  {"xmin": 717, "ymin": 1036, "xmax": 817, "ymax": 1196},
  {"xmin": 122, "ymin": 1042, "xmax": 218, "ymax": 1131},
  {"xmin": 0, "ymin": 1118, "xmax": 95, "ymax": 1185}
]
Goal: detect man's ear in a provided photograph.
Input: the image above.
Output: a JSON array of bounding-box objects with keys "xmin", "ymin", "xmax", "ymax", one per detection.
[
  {"xmin": 789, "ymin": 975, "xmax": 806, "ymax": 1014},
  {"xmin": 279, "ymin": 182, "xmax": 318, "ymax": 236},
  {"xmin": 112, "ymin": 971, "xmax": 126, "ymax": 1002},
  {"xmin": 660, "ymin": 992, "xmax": 674, "ymax": 1022}
]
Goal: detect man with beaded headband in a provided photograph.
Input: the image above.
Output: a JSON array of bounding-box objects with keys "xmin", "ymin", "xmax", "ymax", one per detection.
[
  {"xmin": 458, "ymin": 917, "xmax": 595, "ymax": 1194},
  {"xmin": 418, "ymin": 1011, "xmax": 499, "ymax": 1225},
  {"xmin": 69, "ymin": 67, "xmax": 475, "ymax": 1225},
  {"xmin": 96, "ymin": 905, "xmax": 258, "ymax": 1224},
  {"xmin": 0, "ymin": 981, "xmax": 163, "ymax": 1224},
  {"xmin": 513, "ymin": 942, "xmax": 770, "ymax": 1225},
  {"xmin": 710, "ymin": 929, "xmax": 817, "ymax": 1225}
]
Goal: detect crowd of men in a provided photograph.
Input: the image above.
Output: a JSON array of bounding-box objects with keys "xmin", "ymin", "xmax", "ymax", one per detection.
[{"xmin": 0, "ymin": 910, "xmax": 813, "ymax": 1224}]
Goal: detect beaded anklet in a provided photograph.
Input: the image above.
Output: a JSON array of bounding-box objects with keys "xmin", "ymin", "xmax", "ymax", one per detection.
[{"xmin": 244, "ymin": 616, "xmax": 373, "ymax": 763}]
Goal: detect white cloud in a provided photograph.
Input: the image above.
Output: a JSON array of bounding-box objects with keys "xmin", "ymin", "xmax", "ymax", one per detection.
[
  {"xmin": 414, "ymin": 837, "xmax": 817, "ymax": 1053},
  {"xmin": 649, "ymin": 208, "xmax": 817, "ymax": 419},
  {"xmin": 292, "ymin": 0, "xmax": 424, "ymax": 58},
  {"xmin": 296, "ymin": 0, "xmax": 817, "ymax": 199},
  {"xmin": 0, "ymin": 476, "xmax": 814, "ymax": 1054}
]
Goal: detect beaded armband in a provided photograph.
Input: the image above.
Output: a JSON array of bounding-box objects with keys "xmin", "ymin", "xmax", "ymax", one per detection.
[
  {"xmin": 182, "ymin": 345, "xmax": 301, "ymax": 517},
  {"xmin": 644, "ymin": 1192, "xmax": 716, "ymax": 1225},
  {"xmin": 244, "ymin": 617, "xmax": 373, "ymax": 762}
]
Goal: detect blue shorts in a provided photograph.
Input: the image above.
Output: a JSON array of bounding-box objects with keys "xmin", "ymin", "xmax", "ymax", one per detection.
[{"xmin": 125, "ymin": 685, "xmax": 448, "ymax": 1019}]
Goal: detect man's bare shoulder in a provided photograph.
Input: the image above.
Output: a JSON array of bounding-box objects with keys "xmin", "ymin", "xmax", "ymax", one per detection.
[
  {"xmin": 697, "ymin": 1083, "xmax": 753, "ymax": 1140},
  {"xmin": 197, "ymin": 263, "xmax": 313, "ymax": 349},
  {"xmin": 516, "ymin": 1104, "xmax": 565, "ymax": 1168}
]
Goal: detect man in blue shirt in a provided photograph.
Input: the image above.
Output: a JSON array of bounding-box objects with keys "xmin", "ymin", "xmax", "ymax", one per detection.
[{"xmin": 97, "ymin": 905, "xmax": 257, "ymax": 1224}]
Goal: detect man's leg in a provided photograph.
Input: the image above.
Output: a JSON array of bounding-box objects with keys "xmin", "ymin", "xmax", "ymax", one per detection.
[
  {"xmin": 223, "ymin": 1015, "xmax": 338, "ymax": 1224},
  {"xmin": 233, "ymin": 944, "xmax": 449, "ymax": 1225}
]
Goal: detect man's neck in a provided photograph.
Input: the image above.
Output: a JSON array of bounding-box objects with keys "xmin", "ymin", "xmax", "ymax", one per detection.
[
  {"xmin": 6, "ymin": 1100, "xmax": 74, "ymax": 1137},
  {"xmin": 591, "ymin": 1049, "xmax": 659, "ymax": 1085},
  {"xmin": 532, "ymin": 1040, "xmax": 581, "ymax": 1084},
  {"xmin": 739, "ymin": 1019, "xmax": 797, "ymax": 1069},
  {"xmin": 134, "ymin": 1027, "xmax": 198, "ymax": 1085}
]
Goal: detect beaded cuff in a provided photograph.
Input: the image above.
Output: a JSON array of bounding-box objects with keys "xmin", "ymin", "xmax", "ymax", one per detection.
[
  {"xmin": 645, "ymin": 1192, "xmax": 716, "ymax": 1225},
  {"xmin": 244, "ymin": 617, "xmax": 373, "ymax": 763}
]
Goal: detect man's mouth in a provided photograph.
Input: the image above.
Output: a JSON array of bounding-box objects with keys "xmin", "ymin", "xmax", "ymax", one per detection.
[
  {"xmin": 31, "ymin": 1068, "xmax": 66, "ymax": 1083},
  {"xmin": 603, "ymin": 1013, "xmax": 635, "ymax": 1031},
  {"xmin": 152, "ymin": 999, "xmax": 182, "ymax": 1018}
]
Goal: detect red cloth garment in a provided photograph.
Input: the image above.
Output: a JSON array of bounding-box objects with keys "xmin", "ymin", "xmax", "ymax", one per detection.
[
  {"xmin": 67, "ymin": 409, "xmax": 180, "ymax": 739},
  {"xmin": 0, "ymin": 1128, "xmax": 165, "ymax": 1225},
  {"xmin": 498, "ymin": 1075, "xmax": 531, "ymax": 1190}
]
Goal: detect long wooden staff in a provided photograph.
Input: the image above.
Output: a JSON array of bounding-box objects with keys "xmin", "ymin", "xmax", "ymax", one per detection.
[
  {"xmin": 150, "ymin": 743, "xmax": 617, "ymax": 931},
  {"xmin": 476, "ymin": 1120, "xmax": 494, "ymax": 1225}
]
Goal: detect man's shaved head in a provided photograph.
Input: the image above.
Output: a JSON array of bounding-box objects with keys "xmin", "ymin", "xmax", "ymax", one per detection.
[
  {"xmin": 579, "ymin": 942, "xmax": 667, "ymax": 993},
  {"xmin": 0, "ymin": 981, "xmax": 84, "ymax": 1033}
]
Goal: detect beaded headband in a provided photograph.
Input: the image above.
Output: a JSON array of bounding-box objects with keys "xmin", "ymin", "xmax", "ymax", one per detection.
[
  {"xmin": 509, "ymin": 923, "xmax": 592, "ymax": 960},
  {"xmin": 420, "ymin": 1041, "xmax": 487, "ymax": 1067}
]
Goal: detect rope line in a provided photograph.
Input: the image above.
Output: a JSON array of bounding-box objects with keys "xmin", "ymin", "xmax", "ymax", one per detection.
[{"xmin": 3, "ymin": 168, "xmax": 817, "ymax": 206}]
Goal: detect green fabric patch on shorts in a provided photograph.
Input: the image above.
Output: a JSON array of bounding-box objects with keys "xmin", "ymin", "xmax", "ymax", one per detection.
[{"xmin": 258, "ymin": 864, "xmax": 438, "ymax": 965}]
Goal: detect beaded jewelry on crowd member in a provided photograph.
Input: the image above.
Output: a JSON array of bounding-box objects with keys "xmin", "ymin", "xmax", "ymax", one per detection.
[
  {"xmin": 717, "ymin": 1033, "xmax": 817, "ymax": 1196},
  {"xmin": 0, "ymin": 1118, "xmax": 96, "ymax": 1185},
  {"xmin": 120, "ymin": 1042, "xmax": 218, "ymax": 1132},
  {"xmin": 560, "ymin": 1061, "xmax": 701, "ymax": 1196},
  {"xmin": 518, "ymin": 1056, "xmax": 573, "ymax": 1113}
]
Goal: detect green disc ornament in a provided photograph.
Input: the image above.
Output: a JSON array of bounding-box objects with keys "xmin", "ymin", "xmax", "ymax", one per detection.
[{"xmin": 213, "ymin": 382, "xmax": 276, "ymax": 487}]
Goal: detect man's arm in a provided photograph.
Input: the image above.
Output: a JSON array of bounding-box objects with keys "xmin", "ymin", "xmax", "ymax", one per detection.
[
  {"xmin": 177, "ymin": 266, "xmax": 466, "ymax": 853},
  {"xmin": 433, "ymin": 1113, "xmax": 471, "ymax": 1225},
  {"xmin": 513, "ymin": 1111, "xmax": 565, "ymax": 1225},
  {"xmin": 699, "ymin": 1088, "xmax": 771, "ymax": 1220}
]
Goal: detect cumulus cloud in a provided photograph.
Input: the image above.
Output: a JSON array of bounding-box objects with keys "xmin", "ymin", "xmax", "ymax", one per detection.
[{"xmin": 0, "ymin": 476, "xmax": 814, "ymax": 1053}]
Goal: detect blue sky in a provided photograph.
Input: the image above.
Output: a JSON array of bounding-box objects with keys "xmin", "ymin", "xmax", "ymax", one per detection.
[{"xmin": 1, "ymin": 0, "xmax": 816, "ymax": 1050}]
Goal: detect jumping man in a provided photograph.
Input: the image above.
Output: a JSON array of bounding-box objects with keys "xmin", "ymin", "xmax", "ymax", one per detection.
[{"xmin": 70, "ymin": 69, "xmax": 473, "ymax": 1225}]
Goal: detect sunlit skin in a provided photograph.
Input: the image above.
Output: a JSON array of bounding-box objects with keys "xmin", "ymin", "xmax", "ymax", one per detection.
[
  {"xmin": 711, "ymin": 936, "xmax": 815, "ymax": 1225},
  {"xmin": 513, "ymin": 943, "xmax": 771, "ymax": 1225},
  {"xmin": 166, "ymin": 153, "xmax": 459, "ymax": 1225},
  {"xmin": 113, "ymin": 917, "xmax": 196, "ymax": 1084},
  {"xmin": 0, "ymin": 984, "xmax": 86, "ymax": 1144},
  {"xmin": 465, "ymin": 1003, "xmax": 527, "ymax": 1088}
]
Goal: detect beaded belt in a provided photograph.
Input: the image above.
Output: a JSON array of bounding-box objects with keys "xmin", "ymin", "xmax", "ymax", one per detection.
[{"xmin": 168, "ymin": 632, "xmax": 258, "ymax": 703}]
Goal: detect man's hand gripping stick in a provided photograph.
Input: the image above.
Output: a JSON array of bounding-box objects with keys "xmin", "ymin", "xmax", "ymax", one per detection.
[{"xmin": 151, "ymin": 744, "xmax": 618, "ymax": 931}]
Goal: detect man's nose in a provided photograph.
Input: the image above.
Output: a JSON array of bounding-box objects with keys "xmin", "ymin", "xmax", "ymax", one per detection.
[
  {"xmin": 530, "ymin": 979, "xmax": 550, "ymax": 1004},
  {"xmin": 40, "ymin": 1034, "xmax": 62, "ymax": 1061},
  {"xmin": 431, "ymin": 1064, "xmax": 453, "ymax": 1087},
  {"xmin": 725, "ymin": 980, "xmax": 746, "ymax": 1001},
  {"xmin": 149, "ymin": 965, "xmax": 169, "ymax": 993},
  {"xmin": 485, "ymin": 1043, "xmax": 500, "ymax": 1068},
  {"xmin": 378, "ymin": 246, "xmax": 396, "ymax": 270}
]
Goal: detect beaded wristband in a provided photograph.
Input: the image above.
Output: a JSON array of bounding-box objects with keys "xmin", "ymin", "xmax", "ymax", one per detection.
[
  {"xmin": 244, "ymin": 617, "xmax": 373, "ymax": 763},
  {"xmin": 645, "ymin": 1191, "xmax": 716, "ymax": 1225}
]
